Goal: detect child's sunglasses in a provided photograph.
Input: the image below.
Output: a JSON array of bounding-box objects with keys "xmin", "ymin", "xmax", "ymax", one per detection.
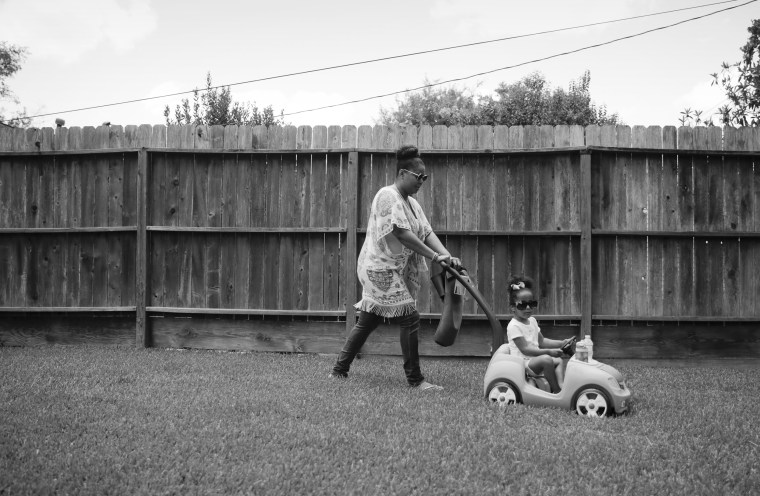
[{"xmin": 514, "ymin": 300, "xmax": 538, "ymax": 310}]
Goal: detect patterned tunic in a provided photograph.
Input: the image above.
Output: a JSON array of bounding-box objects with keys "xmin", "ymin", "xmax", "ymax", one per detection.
[{"xmin": 354, "ymin": 185, "xmax": 433, "ymax": 317}]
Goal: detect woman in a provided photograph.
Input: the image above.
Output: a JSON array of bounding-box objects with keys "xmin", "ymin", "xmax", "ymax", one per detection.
[{"xmin": 330, "ymin": 145, "xmax": 461, "ymax": 390}]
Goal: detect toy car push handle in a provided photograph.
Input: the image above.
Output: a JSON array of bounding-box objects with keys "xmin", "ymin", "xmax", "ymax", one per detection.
[{"xmin": 437, "ymin": 261, "xmax": 504, "ymax": 354}]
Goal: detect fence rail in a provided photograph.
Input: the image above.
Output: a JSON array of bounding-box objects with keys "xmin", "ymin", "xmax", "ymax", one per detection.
[{"xmin": 1, "ymin": 123, "xmax": 759, "ymax": 358}]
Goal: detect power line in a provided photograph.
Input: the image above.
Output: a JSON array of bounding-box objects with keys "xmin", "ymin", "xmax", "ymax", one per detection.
[
  {"xmin": 282, "ymin": 0, "xmax": 756, "ymax": 117},
  {"xmin": 1, "ymin": 0, "xmax": 747, "ymax": 124}
]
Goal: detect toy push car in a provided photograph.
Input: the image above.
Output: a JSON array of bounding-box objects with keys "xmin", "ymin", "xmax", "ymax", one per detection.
[
  {"xmin": 434, "ymin": 262, "xmax": 631, "ymax": 417},
  {"xmin": 483, "ymin": 345, "xmax": 632, "ymax": 417}
]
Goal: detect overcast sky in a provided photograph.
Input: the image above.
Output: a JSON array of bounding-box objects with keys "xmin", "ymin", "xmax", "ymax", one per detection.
[{"xmin": 1, "ymin": 0, "xmax": 757, "ymax": 129}]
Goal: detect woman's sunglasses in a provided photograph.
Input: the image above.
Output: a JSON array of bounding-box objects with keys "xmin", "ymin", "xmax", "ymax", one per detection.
[
  {"xmin": 401, "ymin": 169, "xmax": 428, "ymax": 182},
  {"xmin": 514, "ymin": 300, "xmax": 538, "ymax": 310}
]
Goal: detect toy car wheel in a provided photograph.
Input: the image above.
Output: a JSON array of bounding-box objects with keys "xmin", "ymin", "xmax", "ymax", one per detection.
[
  {"xmin": 486, "ymin": 379, "xmax": 521, "ymax": 408},
  {"xmin": 573, "ymin": 387, "xmax": 611, "ymax": 418}
]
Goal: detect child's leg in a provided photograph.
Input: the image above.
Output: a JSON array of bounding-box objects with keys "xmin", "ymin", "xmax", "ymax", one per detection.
[
  {"xmin": 554, "ymin": 357, "xmax": 565, "ymax": 387},
  {"xmin": 528, "ymin": 355, "xmax": 561, "ymax": 393}
]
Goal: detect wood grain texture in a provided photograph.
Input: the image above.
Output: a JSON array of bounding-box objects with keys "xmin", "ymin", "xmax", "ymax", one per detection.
[
  {"xmin": 0, "ymin": 314, "xmax": 135, "ymax": 347},
  {"xmin": 592, "ymin": 322, "xmax": 760, "ymax": 359},
  {"xmin": 3, "ymin": 134, "xmax": 760, "ymax": 356}
]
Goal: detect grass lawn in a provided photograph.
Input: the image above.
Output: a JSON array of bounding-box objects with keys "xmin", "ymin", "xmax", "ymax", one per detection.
[{"xmin": 1, "ymin": 346, "xmax": 759, "ymax": 495}]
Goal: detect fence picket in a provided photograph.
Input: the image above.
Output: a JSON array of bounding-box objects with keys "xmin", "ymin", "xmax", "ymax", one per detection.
[
  {"xmin": 461, "ymin": 236, "xmax": 478, "ymax": 314},
  {"xmin": 428, "ymin": 154, "xmax": 448, "ymax": 230},
  {"xmin": 628, "ymin": 126, "xmax": 648, "ymax": 231},
  {"xmin": 312, "ymin": 126, "xmax": 328, "ymax": 149},
  {"xmin": 107, "ymin": 232, "xmax": 122, "ymax": 306},
  {"xmin": 461, "ymin": 152, "xmax": 479, "ymax": 230},
  {"xmin": 476, "ymin": 236, "xmax": 493, "ymax": 315},
  {"xmin": 491, "ymin": 125, "xmax": 506, "ymax": 149},
  {"xmin": 418, "ymin": 125, "xmax": 432, "ymax": 149},
  {"xmin": 39, "ymin": 156, "xmax": 56, "ymax": 228},
  {"xmin": 324, "ymin": 233, "xmax": 341, "ymax": 311},
  {"xmin": 150, "ymin": 124, "xmax": 165, "ymax": 148},
  {"xmin": 237, "ymin": 125, "xmax": 253, "ymax": 149},
  {"xmin": 0, "ymin": 156, "xmax": 11, "ymax": 227},
  {"xmin": 191, "ymin": 155, "xmax": 208, "ymax": 227},
  {"xmin": 358, "ymin": 153, "xmax": 373, "ymax": 229},
  {"xmin": 278, "ymin": 154, "xmax": 296, "ymax": 228},
  {"xmin": 252, "ymin": 125, "xmax": 267, "ymax": 149},
  {"xmin": 447, "ymin": 126, "xmax": 462, "ymax": 150},
  {"xmin": 190, "ymin": 233, "xmax": 204, "ymax": 307},
  {"xmin": 208, "ymin": 153, "xmax": 224, "ymax": 228},
  {"xmin": 205, "ymin": 229, "xmax": 222, "ymax": 308},
  {"xmin": 94, "ymin": 154, "xmax": 109, "ymax": 227},
  {"xmin": 249, "ymin": 233, "xmax": 266, "ymax": 310},
  {"xmin": 310, "ymin": 153, "xmax": 327, "ymax": 228},
  {"xmin": 327, "ymin": 125, "xmax": 341, "ymax": 149},
  {"xmin": 342, "ymin": 125, "xmax": 357, "ymax": 149},
  {"xmin": 278, "ymin": 233, "xmax": 294, "ymax": 310},
  {"xmin": 357, "ymin": 125, "xmax": 372, "ymax": 149},
  {"xmin": 297, "ymin": 153, "xmax": 310, "ymax": 227},
  {"xmin": 293, "ymin": 232, "xmax": 309, "ymax": 310},
  {"xmin": 220, "ymin": 233, "xmax": 235, "ymax": 309},
  {"xmin": 740, "ymin": 239, "xmax": 760, "ymax": 317},
  {"xmin": 222, "ymin": 125, "xmax": 237, "ymax": 150},
  {"xmin": 326, "ymin": 153, "xmax": 343, "ymax": 228},
  {"xmin": 234, "ymin": 233, "xmax": 250, "ymax": 308},
  {"xmin": 593, "ymin": 236, "xmax": 618, "ymax": 316}
]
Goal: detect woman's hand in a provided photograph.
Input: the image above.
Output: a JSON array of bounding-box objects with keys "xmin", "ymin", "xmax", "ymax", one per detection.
[
  {"xmin": 436, "ymin": 253, "xmax": 462, "ymax": 269},
  {"xmin": 546, "ymin": 349, "xmax": 564, "ymax": 358}
]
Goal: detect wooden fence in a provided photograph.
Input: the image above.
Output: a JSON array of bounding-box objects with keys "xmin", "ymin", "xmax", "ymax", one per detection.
[{"xmin": 1, "ymin": 123, "xmax": 759, "ymax": 358}]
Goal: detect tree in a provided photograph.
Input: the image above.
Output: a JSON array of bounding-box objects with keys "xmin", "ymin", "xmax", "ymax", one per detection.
[
  {"xmin": 378, "ymin": 78, "xmax": 482, "ymax": 127},
  {"xmin": 714, "ymin": 18, "xmax": 759, "ymax": 127},
  {"xmin": 378, "ymin": 71, "xmax": 619, "ymax": 127},
  {"xmin": 164, "ymin": 72, "xmax": 285, "ymax": 127},
  {"xmin": 0, "ymin": 41, "xmax": 31, "ymax": 128},
  {"xmin": 682, "ymin": 19, "xmax": 759, "ymax": 127}
]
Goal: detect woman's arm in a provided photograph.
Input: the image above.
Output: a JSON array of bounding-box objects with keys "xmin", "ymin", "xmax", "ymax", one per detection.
[
  {"xmin": 392, "ymin": 226, "xmax": 438, "ymax": 259},
  {"xmin": 423, "ymin": 231, "xmax": 449, "ymax": 257},
  {"xmin": 392, "ymin": 227, "xmax": 461, "ymax": 267},
  {"xmin": 424, "ymin": 231, "xmax": 461, "ymax": 268}
]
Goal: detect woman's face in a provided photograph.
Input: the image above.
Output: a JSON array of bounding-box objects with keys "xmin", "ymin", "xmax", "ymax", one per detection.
[{"xmin": 399, "ymin": 160, "xmax": 427, "ymax": 195}]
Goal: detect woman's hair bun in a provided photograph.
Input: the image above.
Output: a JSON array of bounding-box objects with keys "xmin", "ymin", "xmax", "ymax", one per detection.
[{"xmin": 396, "ymin": 145, "xmax": 420, "ymax": 161}]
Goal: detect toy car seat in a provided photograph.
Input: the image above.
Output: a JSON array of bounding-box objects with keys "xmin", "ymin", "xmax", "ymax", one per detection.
[{"xmin": 525, "ymin": 367, "xmax": 552, "ymax": 392}]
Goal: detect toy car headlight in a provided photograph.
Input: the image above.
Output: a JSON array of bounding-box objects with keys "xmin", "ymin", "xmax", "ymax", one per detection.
[{"xmin": 606, "ymin": 376, "xmax": 623, "ymax": 390}]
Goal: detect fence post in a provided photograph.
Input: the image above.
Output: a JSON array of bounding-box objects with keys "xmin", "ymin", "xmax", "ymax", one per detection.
[
  {"xmin": 580, "ymin": 149, "xmax": 592, "ymax": 338},
  {"xmin": 135, "ymin": 148, "xmax": 149, "ymax": 347},
  {"xmin": 345, "ymin": 151, "xmax": 359, "ymax": 334}
]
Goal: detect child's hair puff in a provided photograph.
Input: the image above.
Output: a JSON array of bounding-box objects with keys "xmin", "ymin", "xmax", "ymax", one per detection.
[{"xmin": 507, "ymin": 275, "xmax": 535, "ymax": 306}]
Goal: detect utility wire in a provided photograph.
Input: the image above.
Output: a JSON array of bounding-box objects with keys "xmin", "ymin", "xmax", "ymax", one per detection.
[
  {"xmin": 1, "ymin": 0, "xmax": 747, "ymax": 124},
  {"xmin": 283, "ymin": 0, "xmax": 756, "ymax": 117}
]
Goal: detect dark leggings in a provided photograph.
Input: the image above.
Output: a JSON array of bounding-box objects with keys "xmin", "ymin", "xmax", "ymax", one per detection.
[{"xmin": 332, "ymin": 310, "xmax": 424, "ymax": 386}]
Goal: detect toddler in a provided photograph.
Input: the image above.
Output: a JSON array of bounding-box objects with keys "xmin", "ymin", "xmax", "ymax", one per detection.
[{"xmin": 506, "ymin": 276, "xmax": 574, "ymax": 394}]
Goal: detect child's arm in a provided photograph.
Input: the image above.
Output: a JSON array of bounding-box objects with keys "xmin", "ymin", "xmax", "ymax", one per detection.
[
  {"xmin": 538, "ymin": 333, "xmax": 574, "ymax": 350},
  {"xmin": 512, "ymin": 336, "xmax": 563, "ymax": 358}
]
